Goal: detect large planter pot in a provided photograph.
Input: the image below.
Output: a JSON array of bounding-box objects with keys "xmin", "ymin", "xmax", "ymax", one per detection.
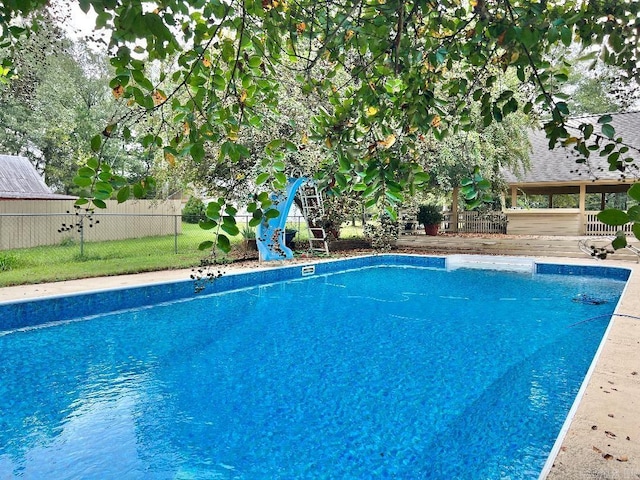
[
  {"xmin": 285, "ymin": 229, "xmax": 297, "ymax": 247},
  {"xmin": 424, "ymin": 224, "xmax": 439, "ymax": 236},
  {"xmin": 245, "ymin": 238, "xmax": 257, "ymax": 251}
]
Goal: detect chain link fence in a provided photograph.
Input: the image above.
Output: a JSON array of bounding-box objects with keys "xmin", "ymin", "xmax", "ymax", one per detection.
[{"xmin": 0, "ymin": 212, "xmax": 311, "ymax": 256}]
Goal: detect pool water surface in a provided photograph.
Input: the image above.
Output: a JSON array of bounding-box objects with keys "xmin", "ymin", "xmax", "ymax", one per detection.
[{"xmin": 0, "ymin": 258, "xmax": 628, "ymax": 479}]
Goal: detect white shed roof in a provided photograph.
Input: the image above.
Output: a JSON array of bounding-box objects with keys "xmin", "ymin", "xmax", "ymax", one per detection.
[{"xmin": 0, "ymin": 155, "xmax": 76, "ymax": 200}]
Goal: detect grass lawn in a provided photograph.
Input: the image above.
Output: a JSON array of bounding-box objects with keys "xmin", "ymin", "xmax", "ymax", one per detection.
[
  {"xmin": 0, "ymin": 222, "xmax": 366, "ymax": 287},
  {"xmin": 0, "ymin": 223, "xmax": 223, "ymax": 287}
]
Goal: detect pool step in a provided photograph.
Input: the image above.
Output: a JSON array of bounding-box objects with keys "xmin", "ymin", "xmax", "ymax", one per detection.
[{"xmin": 446, "ymin": 254, "xmax": 535, "ymax": 273}]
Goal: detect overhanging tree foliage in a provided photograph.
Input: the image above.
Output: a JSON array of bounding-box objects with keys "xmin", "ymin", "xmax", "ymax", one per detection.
[{"xmin": 2, "ymin": 0, "xmax": 640, "ymax": 251}]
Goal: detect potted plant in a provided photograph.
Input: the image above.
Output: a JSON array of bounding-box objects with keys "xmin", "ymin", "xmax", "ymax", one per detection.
[
  {"xmin": 417, "ymin": 204, "xmax": 444, "ymax": 236},
  {"xmin": 242, "ymin": 226, "xmax": 257, "ymax": 250}
]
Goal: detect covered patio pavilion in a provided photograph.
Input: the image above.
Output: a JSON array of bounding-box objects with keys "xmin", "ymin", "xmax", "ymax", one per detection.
[{"xmin": 502, "ymin": 111, "xmax": 640, "ymax": 236}]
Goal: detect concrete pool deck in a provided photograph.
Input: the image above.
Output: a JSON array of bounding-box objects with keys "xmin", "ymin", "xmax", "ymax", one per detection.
[{"xmin": 1, "ymin": 254, "xmax": 639, "ymax": 479}]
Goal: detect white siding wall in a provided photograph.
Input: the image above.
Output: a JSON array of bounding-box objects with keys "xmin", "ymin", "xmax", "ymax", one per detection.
[{"xmin": 505, "ymin": 209, "xmax": 582, "ymax": 236}]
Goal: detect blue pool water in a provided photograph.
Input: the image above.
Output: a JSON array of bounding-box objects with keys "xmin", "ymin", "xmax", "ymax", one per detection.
[{"xmin": 0, "ymin": 257, "xmax": 628, "ymax": 479}]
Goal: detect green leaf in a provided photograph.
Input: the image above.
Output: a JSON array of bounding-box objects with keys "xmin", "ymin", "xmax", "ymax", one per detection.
[
  {"xmin": 133, "ymin": 183, "xmax": 145, "ymax": 199},
  {"xmin": 265, "ymin": 209, "xmax": 280, "ymax": 219},
  {"xmin": 199, "ymin": 220, "xmax": 217, "ymax": 230},
  {"xmin": 92, "ymin": 199, "xmax": 107, "ymax": 209},
  {"xmin": 338, "ymin": 156, "xmax": 351, "ymax": 171},
  {"xmin": 583, "ymin": 123, "xmax": 594, "ymax": 139},
  {"xmin": 560, "ymin": 25, "xmax": 572, "ymax": 46},
  {"xmin": 91, "ymin": 135, "xmax": 102, "ymax": 152},
  {"xmin": 221, "ymin": 223, "xmax": 240, "ymax": 236},
  {"xmin": 601, "ymin": 123, "xmax": 615, "ymax": 139},
  {"xmin": 274, "ymin": 172, "xmax": 287, "ymax": 186},
  {"xmin": 116, "ymin": 186, "xmax": 130, "ymax": 203},
  {"xmin": 385, "ymin": 190, "xmax": 403, "ymax": 203},
  {"xmin": 212, "ymin": 75, "xmax": 226, "ymax": 90},
  {"xmin": 414, "ymin": 172, "xmax": 430, "ymax": 183},
  {"xmin": 217, "ymin": 234, "xmax": 231, "ymax": 252},
  {"xmin": 364, "ymin": 197, "xmax": 377, "ymax": 208},
  {"xmin": 597, "ymin": 209, "xmax": 629, "ymax": 226},
  {"xmin": 256, "ymin": 173, "xmax": 270, "ymax": 185},
  {"xmin": 132, "ymin": 68, "xmax": 153, "ymax": 91},
  {"xmin": 73, "ymin": 176, "xmax": 92, "ymax": 187},
  {"xmin": 611, "ymin": 234, "xmax": 627, "ymax": 250},
  {"xmin": 198, "ymin": 240, "xmax": 214, "ymax": 251},
  {"xmin": 384, "ymin": 206, "xmax": 397, "ymax": 221},
  {"xmin": 78, "ymin": 166, "xmax": 96, "ymax": 177},
  {"xmin": 598, "ymin": 114, "xmax": 613, "ymax": 124},
  {"xmin": 87, "ymin": 157, "xmax": 99, "ymax": 170},
  {"xmin": 627, "ymin": 205, "xmax": 640, "ymax": 222},
  {"xmin": 93, "ymin": 190, "xmax": 111, "ymax": 200},
  {"xmin": 627, "ymin": 183, "xmax": 640, "ymax": 202},
  {"xmin": 633, "ymin": 222, "xmax": 640, "ymax": 241},
  {"xmin": 191, "ymin": 142, "xmax": 205, "ymax": 162}
]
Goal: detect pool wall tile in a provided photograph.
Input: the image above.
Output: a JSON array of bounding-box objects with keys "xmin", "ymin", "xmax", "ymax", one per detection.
[
  {"xmin": 0, "ymin": 254, "xmax": 625, "ymax": 332},
  {"xmin": 535, "ymin": 262, "xmax": 631, "ymax": 281}
]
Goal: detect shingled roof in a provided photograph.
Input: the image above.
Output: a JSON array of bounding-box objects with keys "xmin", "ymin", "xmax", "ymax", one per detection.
[
  {"xmin": 0, "ymin": 154, "xmax": 76, "ymax": 200},
  {"xmin": 503, "ymin": 111, "xmax": 640, "ymax": 188}
]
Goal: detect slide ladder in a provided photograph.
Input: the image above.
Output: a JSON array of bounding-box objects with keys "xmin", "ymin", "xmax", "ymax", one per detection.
[
  {"xmin": 298, "ymin": 182, "xmax": 329, "ymax": 255},
  {"xmin": 578, "ymin": 236, "xmax": 640, "ymax": 262},
  {"xmin": 627, "ymin": 242, "xmax": 640, "ymax": 261}
]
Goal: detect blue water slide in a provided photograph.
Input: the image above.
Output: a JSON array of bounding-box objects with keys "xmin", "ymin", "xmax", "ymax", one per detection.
[{"xmin": 257, "ymin": 177, "xmax": 307, "ymax": 261}]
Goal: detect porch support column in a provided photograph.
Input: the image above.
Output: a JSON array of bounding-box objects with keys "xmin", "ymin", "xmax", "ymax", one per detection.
[
  {"xmin": 579, "ymin": 183, "xmax": 587, "ymax": 235},
  {"xmin": 511, "ymin": 185, "xmax": 518, "ymax": 208},
  {"xmin": 451, "ymin": 187, "xmax": 459, "ymax": 233}
]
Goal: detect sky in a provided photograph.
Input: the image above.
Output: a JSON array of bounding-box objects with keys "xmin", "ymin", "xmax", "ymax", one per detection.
[{"xmin": 51, "ymin": 0, "xmax": 99, "ymax": 41}]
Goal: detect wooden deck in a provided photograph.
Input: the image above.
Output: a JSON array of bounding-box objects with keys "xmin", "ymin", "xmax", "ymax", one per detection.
[{"xmin": 397, "ymin": 233, "xmax": 640, "ymax": 262}]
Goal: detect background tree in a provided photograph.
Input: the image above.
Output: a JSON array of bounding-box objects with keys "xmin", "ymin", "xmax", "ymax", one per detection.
[
  {"xmin": 0, "ymin": 11, "xmax": 152, "ymax": 194},
  {"xmin": 561, "ymin": 48, "xmax": 638, "ymax": 116}
]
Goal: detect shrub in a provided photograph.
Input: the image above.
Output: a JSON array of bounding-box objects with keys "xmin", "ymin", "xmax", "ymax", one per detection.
[
  {"xmin": 364, "ymin": 214, "xmax": 399, "ymax": 251},
  {"xmin": 59, "ymin": 236, "xmax": 76, "ymax": 247},
  {"xmin": 182, "ymin": 196, "xmax": 206, "ymax": 224}
]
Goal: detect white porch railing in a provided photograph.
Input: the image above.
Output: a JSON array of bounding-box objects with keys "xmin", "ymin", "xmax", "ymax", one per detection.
[
  {"xmin": 586, "ymin": 212, "xmax": 634, "ymax": 236},
  {"xmin": 442, "ymin": 210, "xmax": 507, "ymax": 234}
]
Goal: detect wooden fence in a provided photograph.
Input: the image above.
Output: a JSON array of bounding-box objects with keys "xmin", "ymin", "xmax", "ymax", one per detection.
[
  {"xmin": 442, "ymin": 210, "xmax": 507, "ymax": 234},
  {"xmin": 586, "ymin": 212, "xmax": 634, "ymax": 236}
]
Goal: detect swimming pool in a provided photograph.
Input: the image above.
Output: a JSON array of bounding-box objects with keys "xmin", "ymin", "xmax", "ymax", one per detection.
[{"xmin": 0, "ymin": 255, "xmax": 630, "ymax": 479}]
